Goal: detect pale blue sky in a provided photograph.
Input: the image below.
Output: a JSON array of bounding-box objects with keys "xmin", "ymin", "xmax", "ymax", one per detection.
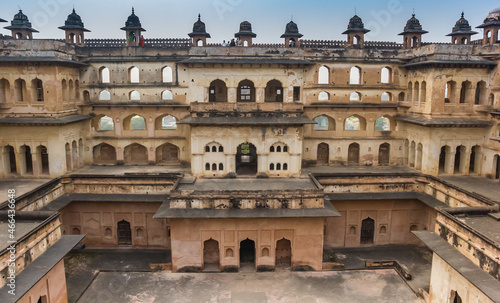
[{"xmin": 1, "ymin": 0, "xmax": 498, "ymax": 43}]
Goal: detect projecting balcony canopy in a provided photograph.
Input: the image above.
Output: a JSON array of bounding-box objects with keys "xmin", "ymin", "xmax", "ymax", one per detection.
[
  {"xmin": 178, "ymin": 116, "xmax": 315, "ymax": 126},
  {"xmin": 179, "ymin": 58, "xmax": 315, "ymax": 65}
]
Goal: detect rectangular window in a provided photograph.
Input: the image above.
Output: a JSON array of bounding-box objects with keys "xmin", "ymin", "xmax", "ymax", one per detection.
[{"xmin": 293, "ymin": 86, "xmax": 300, "ymax": 101}]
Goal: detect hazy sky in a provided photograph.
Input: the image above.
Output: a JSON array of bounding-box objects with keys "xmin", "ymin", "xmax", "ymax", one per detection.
[{"xmin": 1, "ymin": 0, "xmax": 498, "ymax": 43}]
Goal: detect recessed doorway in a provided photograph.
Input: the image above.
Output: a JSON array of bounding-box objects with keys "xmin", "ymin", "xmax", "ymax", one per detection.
[{"xmin": 236, "ymin": 142, "xmax": 257, "ymax": 175}]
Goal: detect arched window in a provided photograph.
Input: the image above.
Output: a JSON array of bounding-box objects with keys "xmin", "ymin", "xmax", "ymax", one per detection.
[
  {"xmin": 277, "ymin": 146, "xmax": 281, "ymax": 152},
  {"xmin": 420, "ymin": 81, "xmax": 427, "ymax": 103},
  {"xmin": 219, "ymin": 146, "xmax": 224, "ymax": 152},
  {"xmin": 129, "ymin": 66, "xmax": 140, "ymax": 83},
  {"xmin": 350, "ymin": 92, "xmax": 361, "ymax": 102},
  {"xmin": 414, "ymin": 82, "xmax": 420, "ymax": 102},
  {"xmin": 129, "ymin": 90, "xmax": 141, "ymax": 101},
  {"xmin": 69, "ymin": 80, "xmax": 75, "ymax": 101},
  {"xmin": 398, "ymin": 92, "xmax": 405, "ymax": 101},
  {"xmin": 475, "ymin": 81, "xmax": 487, "ymax": 105},
  {"xmin": 206, "ymin": 163, "xmax": 210, "ymax": 170},
  {"xmin": 0, "ymin": 79, "xmax": 10, "ymax": 104},
  {"xmin": 99, "ymin": 116, "xmax": 114, "ymax": 131},
  {"xmin": 162, "ymin": 90, "xmax": 173, "ymax": 100},
  {"xmin": 265, "ymin": 80, "xmax": 283, "ymax": 102},
  {"xmin": 205, "ymin": 146, "xmax": 210, "ymax": 152},
  {"xmin": 283, "ymin": 163, "xmax": 288, "ymax": 170},
  {"xmin": 238, "ymin": 80, "xmax": 255, "ymax": 102},
  {"xmin": 460, "ymin": 81, "xmax": 472, "ymax": 104},
  {"xmin": 212, "ymin": 146, "xmax": 217, "ymax": 152},
  {"xmin": 130, "ymin": 115, "xmax": 146, "ymax": 130},
  {"xmin": 209, "ymin": 79, "xmax": 228, "ymax": 102},
  {"xmin": 345, "ymin": 116, "xmax": 360, "ymax": 130},
  {"xmin": 61, "ymin": 79, "xmax": 68, "ymax": 101},
  {"xmin": 212, "ymin": 163, "xmax": 217, "ymax": 170},
  {"xmin": 219, "ymin": 163, "xmax": 224, "ymax": 170},
  {"xmin": 31, "ymin": 79, "xmax": 44, "ymax": 102},
  {"xmin": 270, "ymin": 163, "xmax": 275, "ymax": 170},
  {"xmin": 276, "ymin": 163, "xmax": 281, "ymax": 170},
  {"xmin": 162, "ymin": 66, "xmax": 173, "ymax": 82},
  {"xmin": 100, "ymin": 67, "xmax": 110, "ymax": 83},
  {"xmin": 381, "ymin": 67, "xmax": 391, "ymax": 84},
  {"xmin": 314, "ymin": 116, "xmax": 329, "ymax": 131},
  {"xmin": 270, "ymin": 146, "xmax": 275, "ymax": 152},
  {"xmin": 161, "ymin": 115, "xmax": 177, "ymax": 130},
  {"xmin": 381, "ymin": 92, "xmax": 391, "ymax": 102},
  {"xmin": 99, "ymin": 90, "xmax": 111, "ymax": 101},
  {"xmin": 489, "ymin": 93, "xmax": 495, "ymax": 106},
  {"xmin": 283, "ymin": 146, "xmax": 288, "ymax": 152},
  {"xmin": 350, "ymin": 66, "xmax": 361, "ymax": 85},
  {"xmin": 318, "ymin": 66, "xmax": 329, "ymax": 84},
  {"xmin": 375, "ymin": 116, "xmax": 390, "ymax": 131},
  {"xmin": 407, "ymin": 82, "xmax": 413, "ymax": 102},
  {"xmin": 445, "ymin": 81, "xmax": 456, "ymax": 103},
  {"xmin": 318, "ymin": 91, "xmax": 329, "ymax": 101}
]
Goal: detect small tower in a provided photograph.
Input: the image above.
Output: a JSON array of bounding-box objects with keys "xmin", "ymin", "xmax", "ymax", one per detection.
[
  {"xmin": 476, "ymin": 8, "xmax": 500, "ymax": 45},
  {"xmin": 234, "ymin": 21, "xmax": 257, "ymax": 47},
  {"xmin": 4, "ymin": 10, "xmax": 38, "ymax": 39},
  {"xmin": 399, "ymin": 14, "xmax": 428, "ymax": 49},
  {"xmin": 58, "ymin": 9, "xmax": 90, "ymax": 46},
  {"xmin": 342, "ymin": 15, "xmax": 370, "ymax": 49},
  {"xmin": 120, "ymin": 8, "xmax": 146, "ymax": 47},
  {"xmin": 280, "ymin": 20, "xmax": 303, "ymax": 47},
  {"xmin": 446, "ymin": 13, "xmax": 477, "ymax": 45},
  {"xmin": 188, "ymin": 14, "xmax": 211, "ymax": 47}
]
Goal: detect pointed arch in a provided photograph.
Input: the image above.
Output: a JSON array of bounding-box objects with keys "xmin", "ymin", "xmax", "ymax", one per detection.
[
  {"xmin": 345, "ymin": 115, "xmax": 366, "ymax": 131},
  {"xmin": 124, "ymin": 143, "xmax": 148, "ymax": 164},
  {"xmin": 381, "ymin": 67, "xmax": 392, "ymax": 84},
  {"xmin": 209, "ymin": 79, "xmax": 227, "ymax": 102},
  {"xmin": 129, "ymin": 90, "xmax": 141, "ymax": 101},
  {"xmin": 129, "ymin": 66, "xmax": 140, "ymax": 83},
  {"xmin": 265, "ymin": 79, "xmax": 283, "ymax": 102},
  {"xmin": 155, "ymin": 114, "xmax": 177, "ymax": 130},
  {"xmin": 123, "ymin": 114, "xmax": 146, "ymax": 130},
  {"xmin": 156, "ymin": 143, "xmax": 179, "ymax": 163},
  {"xmin": 161, "ymin": 90, "xmax": 173, "ymax": 101},
  {"xmin": 318, "ymin": 91, "xmax": 330, "ymax": 101},
  {"xmin": 238, "ymin": 79, "xmax": 255, "ymax": 102},
  {"xmin": 318, "ymin": 66, "xmax": 330, "ymax": 84},
  {"xmin": 99, "ymin": 90, "xmax": 111, "ymax": 101},
  {"xmin": 349, "ymin": 66, "xmax": 361, "ymax": 85},
  {"xmin": 162, "ymin": 66, "xmax": 173, "ymax": 83},
  {"xmin": 99, "ymin": 66, "xmax": 110, "ymax": 83},
  {"xmin": 314, "ymin": 115, "xmax": 335, "ymax": 131}
]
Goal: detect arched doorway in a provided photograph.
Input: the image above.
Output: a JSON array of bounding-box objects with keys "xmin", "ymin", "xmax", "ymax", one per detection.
[
  {"xmin": 117, "ymin": 220, "xmax": 132, "ymax": 246},
  {"xmin": 22, "ymin": 145, "xmax": 33, "ymax": 174},
  {"xmin": 237, "ymin": 80, "xmax": 255, "ymax": 102},
  {"xmin": 439, "ymin": 146, "xmax": 447, "ymax": 174},
  {"xmin": 124, "ymin": 143, "xmax": 148, "ymax": 164},
  {"xmin": 348, "ymin": 143, "xmax": 360, "ymax": 165},
  {"xmin": 240, "ymin": 238, "xmax": 256, "ymax": 266},
  {"xmin": 209, "ymin": 79, "xmax": 227, "ymax": 102},
  {"xmin": 203, "ymin": 239, "xmax": 220, "ymax": 270},
  {"xmin": 361, "ymin": 217, "xmax": 375, "ymax": 244},
  {"xmin": 265, "ymin": 80, "xmax": 283, "ymax": 102},
  {"xmin": 378, "ymin": 143, "xmax": 390, "ymax": 166},
  {"xmin": 156, "ymin": 143, "xmax": 179, "ymax": 163},
  {"xmin": 317, "ymin": 143, "xmax": 329, "ymax": 165},
  {"xmin": 275, "ymin": 238, "xmax": 291, "ymax": 268},
  {"xmin": 5, "ymin": 146, "xmax": 17, "ymax": 174},
  {"xmin": 236, "ymin": 142, "xmax": 257, "ymax": 175}
]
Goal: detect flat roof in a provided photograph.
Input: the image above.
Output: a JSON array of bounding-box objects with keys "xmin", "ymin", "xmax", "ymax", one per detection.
[
  {"xmin": 179, "ymin": 58, "xmax": 315, "ymax": 65},
  {"xmin": 178, "ymin": 116, "xmax": 315, "ymax": 125},
  {"xmin": 326, "ymin": 192, "xmax": 448, "ymax": 209},
  {"xmin": 0, "ymin": 235, "xmax": 84, "ymax": 303},
  {"xmin": 0, "ymin": 115, "xmax": 92, "ymax": 126},
  {"xmin": 459, "ymin": 216, "xmax": 500, "ymax": 247},
  {"xmin": 177, "ymin": 178, "xmax": 319, "ymax": 191},
  {"xmin": 395, "ymin": 115, "xmax": 492, "ymax": 127},
  {"xmin": 0, "ymin": 221, "xmax": 39, "ymax": 252},
  {"xmin": 153, "ymin": 198, "xmax": 340, "ymax": 219},
  {"xmin": 0, "ymin": 56, "xmax": 86, "ymax": 66},
  {"xmin": 413, "ymin": 231, "xmax": 500, "ymax": 303}
]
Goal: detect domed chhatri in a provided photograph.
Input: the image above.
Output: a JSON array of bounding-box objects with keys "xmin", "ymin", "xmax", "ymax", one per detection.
[
  {"xmin": 447, "ymin": 12, "xmax": 477, "ymax": 45},
  {"xmin": 477, "ymin": 8, "xmax": 500, "ymax": 45},
  {"xmin": 235, "ymin": 21, "xmax": 257, "ymax": 47},
  {"xmin": 281, "ymin": 21, "xmax": 303, "ymax": 48},
  {"xmin": 399, "ymin": 14, "xmax": 428, "ymax": 49},
  {"xmin": 342, "ymin": 15, "xmax": 370, "ymax": 49},
  {"xmin": 4, "ymin": 10, "xmax": 39, "ymax": 39},
  {"xmin": 189, "ymin": 14, "xmax": 211, "ymax": 47},
  {"xmin": 58, "ymin": 9, "xmax": 90, "ymax": 46},
  {"xmin": 120, "ymin": 8, "xmax": 146, "ymax": 47}
]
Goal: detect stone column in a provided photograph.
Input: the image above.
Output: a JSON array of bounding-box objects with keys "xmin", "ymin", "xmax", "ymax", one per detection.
[
  {"xmin": 115, "ymin": 118, "xmax": 123, "ymax": 136},
  {"xmin": 256, "ymin": 87, "xmax": 265, "ymax": 103},
  {"xmin": 227, "ymin": 154, "xmax": 236, "ymax": 174},
  {"xmin": 228, "ymin": 87, "xmax": 237, "ymax": 103},
  {"xmin": 445, "ymin": 151, "xmax": 455, "ymax": 175},
  {"xmin": 116, "ymin": 147, "xmax": 125, "ymax": 165}
]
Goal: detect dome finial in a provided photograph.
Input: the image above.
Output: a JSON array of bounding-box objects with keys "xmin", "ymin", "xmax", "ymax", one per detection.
[
  {"xmin": 132, "ymin": 7, "xmax": 135, "ymax": 15},
  {"xmin": 198, "ymin": 14, "xmax": 201, "ymax": 21},
  {"xmin": 461, "ymin": 11, "xmax": 464, "ymax": 18}
]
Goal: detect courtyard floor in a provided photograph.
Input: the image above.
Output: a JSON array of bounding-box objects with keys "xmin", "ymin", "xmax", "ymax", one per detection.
[{"xmin": 65, "ymin": 245, "xmax": 429, "ymax": 303}]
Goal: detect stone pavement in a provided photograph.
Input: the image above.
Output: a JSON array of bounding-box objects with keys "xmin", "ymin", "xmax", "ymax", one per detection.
[
  {"xmin": 0, "ymin": 178, "xmax": 51, "ymax": 203},
  {"xmin": 65, "ymin": 245, "xmax": 429, "ymax": 303}
]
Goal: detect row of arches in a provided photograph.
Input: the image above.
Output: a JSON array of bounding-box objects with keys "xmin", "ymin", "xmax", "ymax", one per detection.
[
  {"xmin": 94, "ymin": 114, "xmax": 178, "ymax": 131},
  {"xmin": 205, "ymin": 163, "xmax": 224, "ymax": 171},
  {"xmin": 98, "ymin": 89, "xmax": 174, "ymax": 101},
  {"xmin": 209, "ymin": 79, "xmax": 284, "ymax": 103},
  {"xmin": 318, "ymin": 66, "xmax": 392, "ymax": 85},
  {"xmin": 93, "ymin": 143, "xmax": 180, "ymax": 164},
  {"xmin": 203, "ymin": 237, "xmax": 292, "ymax": 269},
  {"xmin": 65, "ymin": 139, "xmax": 85, "ymax": 172},
  {"xmin": 316, "ymin": 142, "xmax": 391, "ymax": 166},
  {"xmin": 3, "ymin": 144, "xmax": 49, "ymax": 176},
  {"xmin": 269, "ymin": 163, "xmax": 288, "ymax": 170},
  {"xmin": 438, "ymin": 145, "xmax": 482, "ymax": 175},
  {"xmin": 317, "ymin": 91, "xmax": 393, "ymax": 102},
  {"xmin": 313, "ymin": 115, "xmax": 392, "ymax": 132},
  {"xmin": 99, "ymin": 66, "xmax": 173, "ymax": 84},
  {"xmin": 0, "ymin": 78, "xmax": 45, "ymax": 103},
  {"xmin": 406, "ymin": 81, "xmax": 427, "ymax": 104},
  {"xmin": 61, "ymin": 79, "xmax": 81, "ymax": 102},
  {"xmin": 445, "ymin": 80, "xmax": 493, "ymax": 105}
]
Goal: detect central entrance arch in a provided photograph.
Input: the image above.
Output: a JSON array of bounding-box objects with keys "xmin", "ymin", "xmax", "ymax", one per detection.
[
  {"xmin": 236, "ymin": 142, "xmax": 257, "ymax": 175},
  {"xmin": 203, "ymin": 239, "xmax": 220, "ymax": 270},
  {"xmin": 240, "ymin": 238, "xmax": 256, "ymax": 265}
]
